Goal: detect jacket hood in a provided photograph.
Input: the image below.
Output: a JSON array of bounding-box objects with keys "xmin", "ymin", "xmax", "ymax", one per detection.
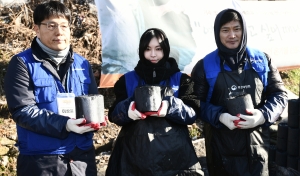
[{"xmin": 214, "ymin": 8, "xmax": 247, "ymax": 70}]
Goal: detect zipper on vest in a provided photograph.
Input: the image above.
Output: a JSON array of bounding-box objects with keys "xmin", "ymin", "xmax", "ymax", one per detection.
[{"xmin": 153, "ymin": 68, "xmax": 156, "ymax": 78}]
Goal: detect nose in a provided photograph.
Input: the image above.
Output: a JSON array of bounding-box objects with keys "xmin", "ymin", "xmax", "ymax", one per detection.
[
  {"xmin": 55, "ymin": 25, "xmax": 65, "ymax": 34},
  {"xmin": 151, "ymin": 49, "xmax": 156, "ymax": 57},
  {"xmin": 229, "ymin": 30, "xmax": 236, "ymax": 38}
]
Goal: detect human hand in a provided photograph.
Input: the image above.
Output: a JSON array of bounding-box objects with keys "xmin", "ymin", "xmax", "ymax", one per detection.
[
  {"xmin": 82, "ymin": 122, "xmax": 100, "ymax": 130},
  {"xmin": 219, "ymin": 113, "xmax": 240, "ymax": 130},
  {"xmin": 79, "ymin": 116, "xmax": 109, "ymax": 131},
  {"xmin": 233, "ymin": 117, "xmax": 245, "ymax": 127},
  {"xmin": 236, "ymin": 109, "xmax": 265, "ymax": 129},
  {"xmin": 66, "ymin": 118, "xmax": 95, "ymax": 134},
  {"xmin": 100, "ymin": 115, "xmax": 109, "ymax": 127},
  {"xmin": 128, "ymin": 101, "xmax": 147, "ymax": 120},
  {"xmin": 144, "ymin": 100, "xmax": 169, "ymax": 117}
]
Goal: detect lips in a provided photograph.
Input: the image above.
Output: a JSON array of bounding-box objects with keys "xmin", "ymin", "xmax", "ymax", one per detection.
[
  {"xmin": 54, "ymin": 38, "xmax": 65, "ymax": 41},
  {"xmin": 227, "ymin": 40, "xmax": 237, "ymax": 44},
  {"xmin": 54, "ymin": 39, "xmax": 65, "ymax": 43}
]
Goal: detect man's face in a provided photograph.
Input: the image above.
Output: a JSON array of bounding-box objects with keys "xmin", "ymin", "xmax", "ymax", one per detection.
[
  {"xmin": 219, "ymin": 20, "xmax": 242, "ymax": 49},
  {"xmin": 34, "ymin": 16, "xmax": 70, "ymax": 51}
]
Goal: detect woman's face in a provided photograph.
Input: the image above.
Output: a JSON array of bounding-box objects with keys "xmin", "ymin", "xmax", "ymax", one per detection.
[
  {"xmin": 219, "ymin": 20, "xmax": 242, "ymax": 49},
  {"xmin": 144, "ymin": 37, "xmax": 164, "ymax": 64}
]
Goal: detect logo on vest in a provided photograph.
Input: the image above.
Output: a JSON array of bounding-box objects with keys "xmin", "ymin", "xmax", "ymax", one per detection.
[
  {"xmin": 231, "ymin": 85, "xmax": 251, "ymax": 91},
  {"xmin": 231, "ymin": 85, "xmax": 237, "ymax": 91},
  {"xmin": 249, "ymin": 57, "xmax": 263, "ymax": 64},
  {"xmin": 73, "ymin": 68, "xmax": 85, "ymax": 71}
]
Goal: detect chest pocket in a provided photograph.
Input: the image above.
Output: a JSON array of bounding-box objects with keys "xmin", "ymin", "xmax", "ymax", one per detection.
[
  {"xmin": 71, "ymin": 70, "xmax": 91, "ymax": 95},
  {"xmin": 33, "ymin": 78, "xmax": 56, "ymax": 103}
]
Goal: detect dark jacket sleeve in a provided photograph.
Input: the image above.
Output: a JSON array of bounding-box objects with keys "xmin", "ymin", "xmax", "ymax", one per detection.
[
  {"xmin": 259, "ymin": 53, "xmax": 288, "ymax": 126},
  {"xmin": 4, "ymin": 56, "xmax": 71, "ymax": 139},
  {"xmin": 11, "ymin": 105, "xmax": 70, "ymax": 139},
  {"xmin": 191, "ymin": 59, "xmax": 225, "ymax": 128},
  {"xmin": 108, "ymin": 75, "xmax": 133, "ymax": 126},
  {"xmin": 164, "ymin": 73, "xmax": 200, "ymax": 125}
]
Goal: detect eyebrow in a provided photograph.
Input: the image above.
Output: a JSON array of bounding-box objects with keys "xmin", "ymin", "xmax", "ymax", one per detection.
[
  {"xmin": 147, "ymin": 45, "xmax": 161, "ymax": 48},
  {"xmin": 221, "ymin": 25, "xmax": 241, "ymax": 29}
]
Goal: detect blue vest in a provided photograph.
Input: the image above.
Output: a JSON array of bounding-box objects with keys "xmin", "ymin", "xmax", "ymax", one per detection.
[
  {"xmin": 203, "ymin": 47, "xmax": 269, "ymax": 102},
  {"xmin": 124, "ymin": 71, "xmax": 182, "ymax": 98},
  {"xmin": 16, "ymin": 49, "xmax": 93, "ymax": 155}
]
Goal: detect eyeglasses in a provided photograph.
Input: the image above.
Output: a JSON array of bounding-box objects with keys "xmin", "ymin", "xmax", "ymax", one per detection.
[{"xmin": 40, "ymin": 22, "xmax": 70, "ymax": 31}]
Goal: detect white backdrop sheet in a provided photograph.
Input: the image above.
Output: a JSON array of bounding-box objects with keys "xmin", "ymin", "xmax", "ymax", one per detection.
[{"xmin": 96, "ymin": 0, "xmax": 300, "ymax": 87}]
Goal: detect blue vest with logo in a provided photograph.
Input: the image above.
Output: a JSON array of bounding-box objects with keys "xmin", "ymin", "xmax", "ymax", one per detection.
[
  {"xmin": 16, "ymin": 48, "xmax": 93, "ymax": 155},
  {"xmin": 203, "ymin": 47, "xmax": 269, "ymax": 102},
  {"xmin": 124, "ymin": 71, "xmax": 182, "ymax": 98}
]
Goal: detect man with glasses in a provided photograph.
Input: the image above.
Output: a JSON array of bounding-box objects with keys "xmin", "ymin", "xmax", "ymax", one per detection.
[{"xmin": 4, "ymin": 1, "xmax": 102, "ymax": 175}]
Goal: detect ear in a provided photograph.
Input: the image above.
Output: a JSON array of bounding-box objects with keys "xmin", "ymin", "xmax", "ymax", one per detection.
[{"xmin": 33, "ymin": 24, "xmax": 40, "ymax": 38}]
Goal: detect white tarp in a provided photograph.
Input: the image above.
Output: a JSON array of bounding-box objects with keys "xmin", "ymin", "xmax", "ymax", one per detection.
[
  {"xmin": 96, "ymin": 0, "xmax": 300, "ymax": 87},
  {"xmin": 0, "ymin": 0, "xmax": 28, "ymax": 5}
]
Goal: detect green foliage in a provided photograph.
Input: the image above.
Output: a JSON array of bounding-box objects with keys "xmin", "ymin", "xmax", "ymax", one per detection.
[
  {"xmin": 280, "ymin": 68, "xmax": 300, "ymax": 96},
  {"xmin": 189, "ymin": 126, "xmax": 201, "ymax": 140}
]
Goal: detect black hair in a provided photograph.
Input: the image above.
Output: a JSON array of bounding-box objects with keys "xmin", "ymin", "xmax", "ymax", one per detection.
[
  {"xmin": 219, "ymin": 10, "xmax": 241, "ymax": 27},
  {"xmin": 33, "ymin": 1, "xmax": 71, "ymax": 25},
  {"xmin": 138, "ymin": 28, "xmax": 170, "ymax": 63}
]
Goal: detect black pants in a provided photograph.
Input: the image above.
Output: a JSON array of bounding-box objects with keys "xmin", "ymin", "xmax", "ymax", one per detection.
[{"xmin": 17, "ymin": 146, "xmax": 97, "ymax": 176}]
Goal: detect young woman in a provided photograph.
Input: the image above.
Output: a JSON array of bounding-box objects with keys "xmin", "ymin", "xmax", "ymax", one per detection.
[{"xmin": 105, "ymin": 28, "xmax": 203, "ymax": 176}]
